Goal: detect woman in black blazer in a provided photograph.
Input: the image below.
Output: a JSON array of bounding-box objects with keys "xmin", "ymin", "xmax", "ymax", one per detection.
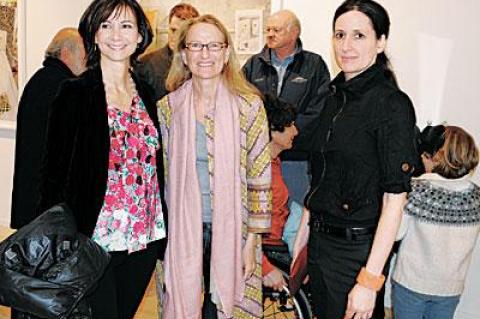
[{"xmin": 38, "ymin": 1, "xmax": 167, "ymax": 318}]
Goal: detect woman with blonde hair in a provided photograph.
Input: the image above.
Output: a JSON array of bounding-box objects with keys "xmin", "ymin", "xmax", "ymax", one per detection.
[{"xmin": 158, "ymin": 14, "xmax": 271, "ymax": 318}]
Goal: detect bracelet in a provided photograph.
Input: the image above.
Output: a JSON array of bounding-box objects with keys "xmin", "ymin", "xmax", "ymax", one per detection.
[{"xmin": 356, "ymin": 267, "xmax": 385, "ymax": 291}]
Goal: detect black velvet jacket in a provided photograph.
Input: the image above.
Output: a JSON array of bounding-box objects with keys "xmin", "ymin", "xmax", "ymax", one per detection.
[
  {"xmin": 11, "ymin": 57, "xmax": 75, "ymax": 229},
  {"xmin": 37, "ymin": 66, "xmax": 168, "ymax": 249}
]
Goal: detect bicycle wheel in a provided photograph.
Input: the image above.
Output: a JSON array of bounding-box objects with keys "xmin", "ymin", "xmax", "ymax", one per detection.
[{"xmin": 263, "ymin": 267, "xmax": 312, "ymax": 318}]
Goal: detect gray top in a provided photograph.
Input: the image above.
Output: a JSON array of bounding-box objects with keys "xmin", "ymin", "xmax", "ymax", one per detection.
[{"xmin": 196, "ymin": 121, "xmax": 212, "ymax": 223}]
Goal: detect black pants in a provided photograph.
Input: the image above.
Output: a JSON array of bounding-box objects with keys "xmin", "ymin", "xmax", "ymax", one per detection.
[
  {"xmin": 202, "ymin": 223, "xmax": 218, "ymax": 319},
  {"xmin": 86, "ymin": 240, "xmax": 161, "ymax": 319},
  {"xmin": 308, "ymin": 231, "xmax": 390, "ymax": 319}
]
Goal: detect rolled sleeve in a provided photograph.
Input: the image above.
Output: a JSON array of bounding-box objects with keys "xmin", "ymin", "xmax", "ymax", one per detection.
[{"xmin": 377, "ymin": 91, "xmax": 417, "ymax": 194}]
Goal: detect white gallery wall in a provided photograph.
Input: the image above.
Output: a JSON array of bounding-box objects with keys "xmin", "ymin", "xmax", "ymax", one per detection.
[
  {"xmin": 279, "ymin": 2, "xmax": 480, "ymax": 318},
  {"xmin": 0, "ymin": 1, "xmax": 479, "ymax": 317},
  {"xmin": 0, "ymin": 0, "xmax": 91, "ymax": 225},
  {"xmin": 21, "ymin": 0, "xmax": 92, "ymax": 86}
]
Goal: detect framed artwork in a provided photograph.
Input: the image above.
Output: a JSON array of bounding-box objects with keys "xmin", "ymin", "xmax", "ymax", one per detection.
[
  {"xmin": 138, "ymin": 0, "xmax": 270, "ymax": 64},
  {"xmin": 0, "ymin": 0, "xmax": 18, "ymax": 121},
  {"xmin": 234, "ymin": 9, "xmax": 263, "ymax": 55}
]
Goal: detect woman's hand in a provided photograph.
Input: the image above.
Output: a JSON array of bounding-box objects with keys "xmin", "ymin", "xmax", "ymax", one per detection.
[
  {"xmin": 263, "ymin": 267, "xmax": 286, "ymax": 291},
  {"xmin": 343, "ymin": 283, "xmax": 376, "ymax": 319},
  {"xmin": 343, "ymin": 192, "xmax": 406, "ymax": 318},
  {"xmin": 243, "ymin": 233, "xmax": 258, "ymax": 280}
]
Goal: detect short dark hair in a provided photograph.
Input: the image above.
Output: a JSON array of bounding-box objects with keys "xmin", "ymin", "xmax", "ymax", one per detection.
[
  {"xmin": 168, "ymin": 3, "xmax": 199, "ymax": 22},
  {"xmin": 418, "ymin": 125, "xmax": 446, "ymax": 157},
  {"xmin": 263, "ymin": 93, "xmax": 296, "ymax": 134},
  {"xmin": 79, "ymin": 0, "xmax": 152, "ymax": 68}
]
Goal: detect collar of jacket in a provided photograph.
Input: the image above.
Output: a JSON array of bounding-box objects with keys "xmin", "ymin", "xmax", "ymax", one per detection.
[
  {"xmin": 259, "ymin": 38, "xmax": 305, "ymax": 65},
  {"xmin": 42, "ymin": 56, "xmax": 75, "ymax": 78},
  {"xmin": 330, "ymin": 63, "xmax": 391, "ymax": 97},
  {"xmin": 79, "ymin": 65, "xmax": 150, "ymax": 100},
  {"xmin": 165, "ymin": 45, "xmax": 174, "ymax": 60}
]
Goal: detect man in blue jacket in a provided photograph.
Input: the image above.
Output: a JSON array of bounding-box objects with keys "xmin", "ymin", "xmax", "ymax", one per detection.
[{"xmin": 243, "ymin": 10, "xmax": 330, "ymax": 207}]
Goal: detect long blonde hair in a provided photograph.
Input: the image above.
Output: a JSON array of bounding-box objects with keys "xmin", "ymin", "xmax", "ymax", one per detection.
[{"xmin": 166, "ymin": 14, "xmax": 260, "ymax": 97}]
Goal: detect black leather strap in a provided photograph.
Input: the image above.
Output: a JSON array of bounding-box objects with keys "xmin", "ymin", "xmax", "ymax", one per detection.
[{"xmin": 310, "ymin": 218, "xmax": 376, "ymax": 241}]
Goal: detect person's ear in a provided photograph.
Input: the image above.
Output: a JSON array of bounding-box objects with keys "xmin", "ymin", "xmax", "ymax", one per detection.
[
  {"xmin": 60, "ymin": 47, "xmax": 70, "ymax": 64},
  {"xmin": 223, "ymin": 46, "xmax": 230, "ymax": 65},
  {"xmin": 376, "ymin": 34, "xmax": 386, "ymax": 54},
  {"xmin": 180, "ymin": 50, "xmax": 188, "ymax": 66}
]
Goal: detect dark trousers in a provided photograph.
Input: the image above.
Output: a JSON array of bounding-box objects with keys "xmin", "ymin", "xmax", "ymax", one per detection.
[
  {"xmin": 202, "ymin": 223, "xmax": 218, "ymax": 319},
  {"xmin": 86, "ymin": 240, "xmax": 161, "ymax": 319},
  {"xmin": 308, "ymin": 231, "xmax": 389, "ymax": 319}
]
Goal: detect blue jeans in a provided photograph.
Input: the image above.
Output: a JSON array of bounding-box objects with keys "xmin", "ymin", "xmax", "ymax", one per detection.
[
  {"xmin": 392, "ymin": 281, "xmax": 460, "ymax": 319},
  {"xmin": 282, "ymin": 200, "xmax": 303, "ymax": 256}
]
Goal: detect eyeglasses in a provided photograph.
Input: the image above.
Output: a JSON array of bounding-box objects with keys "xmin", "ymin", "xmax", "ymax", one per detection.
[{"xmin": 184, "ymin": 42, "xmax": 227, "ymax": 52}]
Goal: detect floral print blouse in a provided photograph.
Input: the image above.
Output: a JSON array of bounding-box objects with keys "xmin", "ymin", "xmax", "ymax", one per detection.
[{"xmin": 92, "ymin": 94, "xmax": 166, "ymax": 253}]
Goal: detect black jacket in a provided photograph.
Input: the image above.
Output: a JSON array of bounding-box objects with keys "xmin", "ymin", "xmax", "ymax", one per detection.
[
  {"xmin": 304, "ymin": 64, "xmax": 417, "ymax": 227},
  {"xmin": 136, "ymin": 45, "xmax": 172, "ymax": 101},
  {"xmin": 0, "ymin": 204, "xmax": 110, "ymax": 319},
  {"xmin": 37, "ymin": 66, "xmax": 168, "ymax": 252},
  {"xmin": 11, "ymin": 57, "xmax": 75, "ymax": 229},
  {"xmin": 242, "ymin": 40, "xmax": 330, "ymax": 160}
]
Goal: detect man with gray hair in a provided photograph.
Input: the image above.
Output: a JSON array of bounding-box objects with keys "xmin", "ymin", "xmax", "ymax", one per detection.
[
  {"xmin": 11, "ymin": 27, "xmax": 86, "ymax": 231},
  {"xmin": 243, "ymin": 10, "xmax": 330, "ymax": 218}
]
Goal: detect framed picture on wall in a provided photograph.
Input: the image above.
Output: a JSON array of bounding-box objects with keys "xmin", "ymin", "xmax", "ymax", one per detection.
[
  {"xmin": 0, "ymin": 0, "xmax": 19, "ymax": 121},
  {"xmin": 234, "ymin": 9, "xmax": 263, "ymax": 55}
]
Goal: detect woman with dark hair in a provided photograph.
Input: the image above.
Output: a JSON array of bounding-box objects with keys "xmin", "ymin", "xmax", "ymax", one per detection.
[
  {"xmin": 262, "ymin": 94, "xmax": 298, "ymax": 291},
  {"xmin": 300, "ymin": 0, "xmax": 417, "ymax": 318},
  {"xmin": 38, "ymin": 0, "xmax": 167, "ymax": 318}
]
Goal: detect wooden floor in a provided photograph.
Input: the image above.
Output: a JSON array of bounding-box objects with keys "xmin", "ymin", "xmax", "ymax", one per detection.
[
  {"xmin": 0, "ymin": 225, "xmax": 393, "ymax": 319},
  {"xmin": 0, "ymin": 225, "xmax": 158, "ymax": 319}
]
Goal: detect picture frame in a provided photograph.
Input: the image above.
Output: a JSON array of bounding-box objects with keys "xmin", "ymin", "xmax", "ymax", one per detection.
[{"xmin": 234, "ymin": 9, "xmax": 263, "ymax": 55}]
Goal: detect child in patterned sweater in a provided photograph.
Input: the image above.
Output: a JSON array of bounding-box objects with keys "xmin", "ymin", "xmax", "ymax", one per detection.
[{"xmin": 392, "ymin": 125, "xmax": 480, "ymax": 319}]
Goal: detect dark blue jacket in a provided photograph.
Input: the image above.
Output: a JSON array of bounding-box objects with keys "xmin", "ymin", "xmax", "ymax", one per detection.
[{"xmin": 243, "ymin": 40, "xmax": 330, "ymax": 160}]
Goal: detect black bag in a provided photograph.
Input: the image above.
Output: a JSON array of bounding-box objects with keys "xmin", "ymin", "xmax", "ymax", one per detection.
[{"xmin": 0, "ymin": 203, "xmax": 110, "ymax": 319}]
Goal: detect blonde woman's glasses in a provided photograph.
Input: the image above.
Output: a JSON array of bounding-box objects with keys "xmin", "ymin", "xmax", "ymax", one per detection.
[{"xmin": 185, "ymin": 42, "xmax": 226, "ymax": 52}]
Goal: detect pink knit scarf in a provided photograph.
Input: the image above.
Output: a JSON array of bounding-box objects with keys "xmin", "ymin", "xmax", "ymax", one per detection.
[{"xmin": 163, "ymin": 80, "xmax": 244, "ymax": 318}]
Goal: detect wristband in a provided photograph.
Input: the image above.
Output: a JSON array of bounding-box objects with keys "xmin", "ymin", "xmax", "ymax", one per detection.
[{"xmin": 356, "ymin": 267, "xmax": 385, "ymax": 291}]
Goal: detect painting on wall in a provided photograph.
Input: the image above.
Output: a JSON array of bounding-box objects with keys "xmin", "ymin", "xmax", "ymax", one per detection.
[
  {"xmin": 139, "ymin": 0, "xmax": 270, "ymax": 64},
  {"xmin": 234, "ymin": 9, "xmax": 263, "ymax": 55},
  {"xmin": 0, "ymin": 0, "xmax": 18, "ymax": 121}
]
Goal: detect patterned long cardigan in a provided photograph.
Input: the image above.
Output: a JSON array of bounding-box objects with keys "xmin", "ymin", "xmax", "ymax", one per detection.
[{"xmin": 157, "ymin": 84, "xmax": 272, "ymax": 318}]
